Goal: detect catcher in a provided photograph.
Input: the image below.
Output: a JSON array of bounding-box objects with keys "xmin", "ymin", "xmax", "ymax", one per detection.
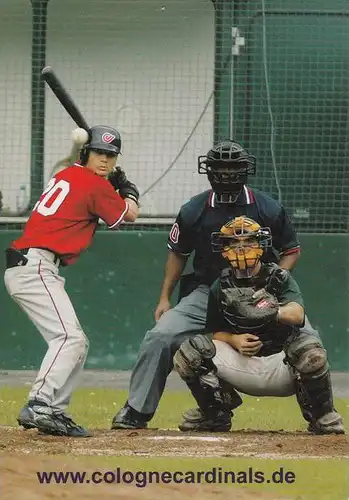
[{"xmin": 173, "ymin": 216, "xmax": 344, "ymax": 435}]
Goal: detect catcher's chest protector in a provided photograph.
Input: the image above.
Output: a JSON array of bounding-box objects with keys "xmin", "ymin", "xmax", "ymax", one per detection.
[
  {"xmin": 219, "ymin": 267, "xmax": 263, "ymax": 294},
  {"xmin": 219, "ymin": 264, "xmax": 288, "ymax": 295},
  {"xmin": 218, "ymin": 267, "xmax": 297, "ymax": 356}
]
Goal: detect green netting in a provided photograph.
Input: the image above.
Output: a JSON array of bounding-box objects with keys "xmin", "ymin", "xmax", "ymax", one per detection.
[
  {"xmin": 1, "ymin": 0, "xmax": 348, "ymax": 233},
  {"xmin": 231, "ymin": 1, "xmax": 349, "ymax": 233}
]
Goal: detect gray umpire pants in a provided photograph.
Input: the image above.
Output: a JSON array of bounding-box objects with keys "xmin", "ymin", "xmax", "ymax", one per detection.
[{"xmin": 128, "ymin": 285, "xmax": 321, "ymax": 415}]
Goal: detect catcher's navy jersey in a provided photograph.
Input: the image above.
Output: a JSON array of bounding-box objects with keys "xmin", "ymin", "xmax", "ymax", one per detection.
[
  {"xmin": 167, "ymin": 187, "xmax": 300, "ymax": 286},
  {"xmin": 206, "ymin": 268, "xmax": 304, "ymax": 356}
]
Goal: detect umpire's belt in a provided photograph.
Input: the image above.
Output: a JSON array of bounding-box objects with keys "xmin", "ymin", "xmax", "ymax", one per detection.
[{"xmin": 5, "ymin": 248, "xmax": 60, "ymax": 269}]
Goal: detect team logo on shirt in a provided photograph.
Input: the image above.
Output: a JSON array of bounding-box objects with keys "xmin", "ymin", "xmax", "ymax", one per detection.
[
  {"xmin": 169, "ymin": 222, "xmax": 180, "ymax": 244},
  {"xmin": 102, "ymin": 133, "xmax": 116, "ymax": 143}
]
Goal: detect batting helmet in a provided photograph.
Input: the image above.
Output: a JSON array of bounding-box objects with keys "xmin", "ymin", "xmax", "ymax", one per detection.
[
  {"xmin": 80, "ymin": 125, "xmax": 121, "ymax": 164},
  {"xmin": 198, "ymin": 140, "xmax": 256, "ymax": 203}
]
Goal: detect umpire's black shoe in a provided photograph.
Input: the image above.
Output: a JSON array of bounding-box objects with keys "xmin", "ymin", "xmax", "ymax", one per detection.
[
  {"xmin": 111, "ymin": 404, "xmax": 149, "ymax": 430},
  {"xmin": 18, "ymin": 400, "xmax": 91, "ymax": 437},
  {"xmin": 179, "ymin": 407, "xmax": 232, "ymax": 432}
]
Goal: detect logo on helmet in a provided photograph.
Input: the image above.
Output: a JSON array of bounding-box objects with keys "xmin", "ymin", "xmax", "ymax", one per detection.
[{"xmin": 102, "ymin": 133, "xmax": 116, "ymax": 144}]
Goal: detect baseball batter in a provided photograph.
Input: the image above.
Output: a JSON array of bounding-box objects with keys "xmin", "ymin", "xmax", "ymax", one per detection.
[
  {"xmin": 4, "ymin": 125, "xmax": 139, "ymax": 437},
  {"xmin": 174, "ymin": 216, "xmax": 344, "ymax": 435}
]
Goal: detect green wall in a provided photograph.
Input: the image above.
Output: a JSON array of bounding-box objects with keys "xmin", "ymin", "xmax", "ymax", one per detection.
[
  {"xmin": 1, "ymin": 231, "xmax": 348, "ymax": 371},
  {"xmin": 232, "ymin": 1, "xmax": 349, "ymax": 233}
]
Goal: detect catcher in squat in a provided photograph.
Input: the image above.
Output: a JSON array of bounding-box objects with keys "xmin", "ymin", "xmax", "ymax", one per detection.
[{"xmin": 174, "ymin": 216, "xmax": 344, "ymax": 435}]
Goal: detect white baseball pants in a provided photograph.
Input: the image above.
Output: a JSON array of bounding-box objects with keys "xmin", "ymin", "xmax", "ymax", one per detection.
[
  {"xmin": 4, "ymin": 248, "xmax": 89, "ymax": 411},
  {"xmin": 213, "ymin": 340, "xmax": 296, "ymax": 397}
]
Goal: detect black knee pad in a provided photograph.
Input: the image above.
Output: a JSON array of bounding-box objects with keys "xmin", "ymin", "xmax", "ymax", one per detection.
[
  {"xmin": 189, "ymin": 334, "xmax": 216, "ymax": 360},
  {"xmin": 173, "ymin": 334, "xmax": 216, "ymax": 380},
  {"xmin": 285, "ymin": 333, "xmax": 328, "ymax": 377}
]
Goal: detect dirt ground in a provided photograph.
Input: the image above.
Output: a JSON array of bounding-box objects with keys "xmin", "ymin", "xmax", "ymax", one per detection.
[
  {"xmin": 1, "ymin": 370, "xmax": 348, "ymax": 499},
  {"xmin": 1, "ymin": 426, "xmax": 348, "ymax": 500},
  {"xmin": 1, "ymin": 426, "xmax": 347, "ymax": 458}
]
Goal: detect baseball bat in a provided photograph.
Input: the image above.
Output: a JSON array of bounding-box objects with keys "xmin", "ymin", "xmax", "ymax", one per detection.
[{"xmin": 41, "ymin": 66, "xmax": 89, "ymax": 130}]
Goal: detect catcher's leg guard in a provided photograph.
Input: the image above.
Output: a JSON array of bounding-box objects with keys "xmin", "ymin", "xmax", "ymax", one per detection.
[
  {"xmin": 174, "ymin": 335, "xmax": 242, "ymax": 432},
  {"xmin": 179, "ymin": 380, "xmax": 243, "ymax": 432},
  {"xmin": 285, "ymin": 333, "xmax": 344, "ymax": 434},
  {"xmin": 174, "ymin": 335, "xmax": 225, "ymax": 410},
  {"xmin": 173, "ymin": 334, "xmax": 217, "ymax": 380}
]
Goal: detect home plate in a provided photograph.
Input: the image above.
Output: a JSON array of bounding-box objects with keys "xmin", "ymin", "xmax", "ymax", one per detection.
[{"xmin": 146, "ymin": 436, "xmax": 231, "ymax": 442}]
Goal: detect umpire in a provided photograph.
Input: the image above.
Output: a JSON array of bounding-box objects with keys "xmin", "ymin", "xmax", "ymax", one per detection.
[{"xmin": 111, "ymin": 140, "xmax": 311, "ymax": 429}]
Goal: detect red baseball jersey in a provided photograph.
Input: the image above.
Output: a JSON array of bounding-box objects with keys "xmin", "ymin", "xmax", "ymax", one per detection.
[{"xmin": 12, "ymin": 164, "xmax": 128, "ymax": 265}]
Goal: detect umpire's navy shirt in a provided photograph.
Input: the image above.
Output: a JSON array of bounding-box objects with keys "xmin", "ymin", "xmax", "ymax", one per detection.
[{"xmin": 167, "ymin": 186, "xmax": 300, "ymax": 286}]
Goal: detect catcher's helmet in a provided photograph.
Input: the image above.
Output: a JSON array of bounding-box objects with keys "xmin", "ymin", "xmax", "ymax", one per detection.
[
  {"xmin": 80, "ymin": 125, "xmax": 121, "ymax": 164},
  {"xmin": 211, "ymin": 216, "xmax": 271, "ymax": 278},
  {"xmin": 198, "ymin": 140, "xmax": 256, "ymax": 203}
]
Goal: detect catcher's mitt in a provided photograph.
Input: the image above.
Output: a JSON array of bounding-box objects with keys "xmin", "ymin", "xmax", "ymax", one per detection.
[{"xmin": 221, "ymin": 286, "xmax": 279, "ymax": 333}]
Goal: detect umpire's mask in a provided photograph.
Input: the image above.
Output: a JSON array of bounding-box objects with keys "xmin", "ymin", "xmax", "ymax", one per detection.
[{"xmin": 198, "ymin": 140, "xmax": 256, "ymax": 204}]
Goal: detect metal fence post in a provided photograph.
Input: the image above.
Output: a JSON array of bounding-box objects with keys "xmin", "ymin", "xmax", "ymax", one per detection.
[
  {"xmin": 213, "ymin": 0, "xmax": 234, "ymax": 144},
  {"xmin": 29, "ymin": 0, "xmax": 49, "ymax": 212}
]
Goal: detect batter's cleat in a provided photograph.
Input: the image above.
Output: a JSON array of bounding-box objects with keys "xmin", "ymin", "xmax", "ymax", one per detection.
[
  {"xmin": 17, "ymin": 400, "xmax": 52, "ymax": 430},
  {"xmin": 38, "ymin": 413, "xmax": 91, "ymax": 437},
  {"xmin": 18, "ymin": 400, "xmax": 90, "ymax": 437},
  {"xmin": 111, "ymin": 404, "xmax": 149, "ymax": 430},
  {"xmin": 308, "ymin": 411, "xmax": 345, "ymax": 435},
  {"xmin": 179, "ymin": 407, "xmax": 232, "ymax": 432}
]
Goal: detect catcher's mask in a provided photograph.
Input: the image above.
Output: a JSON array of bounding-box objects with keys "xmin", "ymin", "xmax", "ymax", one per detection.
[
  {"xmin": 80, "ymin": 125, "xmax": 121, "ymax": 165},
  {"xmin": 198, "ymin": 140, "xmax": 256, "ymax": 204},
  {"xmin": 211, "ymin": 216, "xmax": 272, "ymax": 278}
]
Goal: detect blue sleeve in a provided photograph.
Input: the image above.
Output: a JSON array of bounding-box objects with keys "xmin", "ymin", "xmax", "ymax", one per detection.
[{"xmin": 167, "ymin": 211, "xmax": 194, "ymax": 256}]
